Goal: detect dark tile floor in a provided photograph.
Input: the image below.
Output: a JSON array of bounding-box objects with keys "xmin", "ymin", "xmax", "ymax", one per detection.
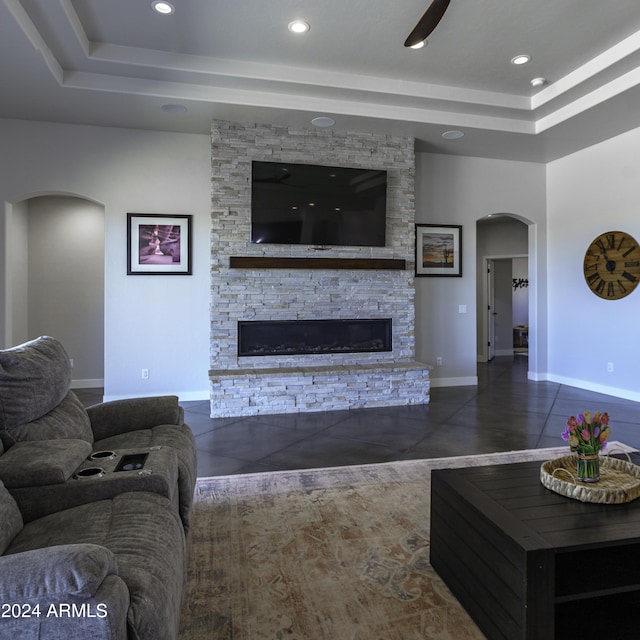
[{"xmin": 76, "ymin": 356, "xmax": 640, "ymax": 478}]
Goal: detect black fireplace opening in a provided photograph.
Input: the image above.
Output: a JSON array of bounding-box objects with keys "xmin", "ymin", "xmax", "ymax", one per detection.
[{"xmin": 238, "ymin": 319, "xmax": 392, "ymax": 357}]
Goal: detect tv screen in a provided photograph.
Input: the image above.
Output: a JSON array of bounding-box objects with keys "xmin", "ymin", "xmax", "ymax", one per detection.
[{"xmin": 251, "ymin": 161, "xmax": 387, "ymax": 247}]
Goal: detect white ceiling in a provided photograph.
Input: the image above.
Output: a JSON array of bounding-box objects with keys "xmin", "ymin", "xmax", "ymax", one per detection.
[{"xmin": 3, "ymin": 0, "xmax": 640, "ymax": 162}]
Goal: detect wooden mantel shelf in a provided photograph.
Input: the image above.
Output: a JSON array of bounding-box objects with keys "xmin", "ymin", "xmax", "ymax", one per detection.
[{"xmin": 229, "ymin": 256, "xmax": 407, "ymax": 270}]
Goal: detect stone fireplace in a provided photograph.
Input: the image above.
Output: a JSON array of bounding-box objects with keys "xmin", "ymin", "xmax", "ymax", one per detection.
[{"xmin": 209, "ymin": 120, "xmax": 430, "ymax": 417}]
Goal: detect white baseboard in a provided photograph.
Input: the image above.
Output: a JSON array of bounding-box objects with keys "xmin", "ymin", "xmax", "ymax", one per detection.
[
  {"xmin": 71, "ymin": 378, "xmax": 104, "ymax": 389},
  {"xmin": 539, "ymin": 373, "xmax": 640, "ymax": 403},
  {"xmin": 102, "ymin": 390, "xmax": 210, "ymax": 403},
  {"xmin": 430, "ymin": 376, "xmax": 478, "ymax": 388},
  {"xmin": 175, "ymin": 390, "xmax": 210, "ymax": 402}
]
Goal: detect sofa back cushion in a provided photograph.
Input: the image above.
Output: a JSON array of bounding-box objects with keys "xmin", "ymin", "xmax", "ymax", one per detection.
[
  {"xmin": 0, "ymin": 337, "xmax": 93, "ymax": 447},
  {"xmin": 0, "ymin": 479, "xmax": 23, "ymax": 554}
]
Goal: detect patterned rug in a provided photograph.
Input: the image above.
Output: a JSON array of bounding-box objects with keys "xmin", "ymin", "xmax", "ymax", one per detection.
[{"xmin": 178, "ymin": 443, "xmax": 632, "ymax": 640}]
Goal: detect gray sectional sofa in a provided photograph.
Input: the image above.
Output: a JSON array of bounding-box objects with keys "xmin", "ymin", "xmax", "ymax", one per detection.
[
  {"xmin": 0, "ymin": 478, "xmax": 185, "ymax": 639},
  {"xmin": 0, "ymin": 336, "xmax": 198, "ymax": 639}
]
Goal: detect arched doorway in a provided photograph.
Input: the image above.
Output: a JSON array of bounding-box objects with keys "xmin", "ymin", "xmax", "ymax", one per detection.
[
  {"xmin": 476, "ymin": 214, "xmax": 532, "ymax": 368},
  {"xmin": 4, "ymin": 193, "xmax": 105, "ymax": 387}
]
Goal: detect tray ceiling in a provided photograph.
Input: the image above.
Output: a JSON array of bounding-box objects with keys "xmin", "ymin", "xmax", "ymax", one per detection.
[{"xmin": 3, "ymin": 0, "xmax": 640, "ymax": 161}]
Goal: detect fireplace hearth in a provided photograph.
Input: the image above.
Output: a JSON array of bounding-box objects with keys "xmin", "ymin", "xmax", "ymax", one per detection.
[{"xmin": 238, "ymin": 319, "xmax": 392, "ymax": 357}]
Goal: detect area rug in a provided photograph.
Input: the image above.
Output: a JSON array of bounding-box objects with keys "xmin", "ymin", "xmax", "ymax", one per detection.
[{"xmin": 178, "ymin": 443, "xmax": 633, "ymax": 640}]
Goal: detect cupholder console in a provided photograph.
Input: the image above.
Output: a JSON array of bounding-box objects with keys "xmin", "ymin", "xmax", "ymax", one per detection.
[
  {"xmin": 75, "ymin": 467, "xmax": 106, "ymax": 479},
  {"xmin": 73, "ymin": 447, "xmax": 163, "ymax": 480},
  {"xmin": 15, "ymin": 445, "xmax": 179, "ymax": 524},
  {"xmin": 114, "ymin": 453, "xmax": 149, "ymax": 472},
  {"xmin": 89, "ymin": 450, "xmax": 118, "ymax": 461}
]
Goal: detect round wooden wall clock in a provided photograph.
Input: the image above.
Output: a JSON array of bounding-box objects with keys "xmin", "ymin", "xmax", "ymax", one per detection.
[{"xmin": 583, "ymin": 230, "xmax": 640, "ymax": 299}]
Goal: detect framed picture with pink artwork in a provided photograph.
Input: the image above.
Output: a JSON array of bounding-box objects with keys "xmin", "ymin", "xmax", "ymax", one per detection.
[{"xmin": 127, "ymin": 213, "xmax": 192, "ymax": 275}]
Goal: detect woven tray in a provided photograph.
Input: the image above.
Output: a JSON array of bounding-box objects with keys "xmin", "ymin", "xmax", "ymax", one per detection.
[{"xmin": 540, "ymin": 454, "xmax": 640, "ymax": 504}]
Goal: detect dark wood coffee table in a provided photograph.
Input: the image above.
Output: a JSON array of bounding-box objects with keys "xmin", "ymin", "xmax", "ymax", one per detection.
[{"xmin": 430, "ymin": 454, "xmax": 640, "ymax": 640}]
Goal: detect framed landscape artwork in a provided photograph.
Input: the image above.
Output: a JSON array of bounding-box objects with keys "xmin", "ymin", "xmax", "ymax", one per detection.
[
  {"xmin": 415, "ymin": 224, "xmax": 462, "ymax": 277},
  {"xmin": 127, "ymin": 213, "xmax": 192, "ymax": 275}
]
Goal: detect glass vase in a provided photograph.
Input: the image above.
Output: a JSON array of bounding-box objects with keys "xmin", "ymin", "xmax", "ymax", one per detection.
[{"xmin": 576, "ymin": 453, "xmax": 600, "ymax": 482}]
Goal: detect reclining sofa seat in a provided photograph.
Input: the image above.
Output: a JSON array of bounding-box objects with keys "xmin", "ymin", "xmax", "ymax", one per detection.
[
  {"xmin": 0, "ymin": 477, "xmax": 186, "ymax": 640},
  {"xmin": 0, "ymin": 336, "xmax": 197, "ymax": 530}
]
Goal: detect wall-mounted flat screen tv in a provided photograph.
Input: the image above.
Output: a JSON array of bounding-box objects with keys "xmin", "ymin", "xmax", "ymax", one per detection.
[{"xmin": 251, "ymin": 161, "xmax": 387, "ymax": 247}]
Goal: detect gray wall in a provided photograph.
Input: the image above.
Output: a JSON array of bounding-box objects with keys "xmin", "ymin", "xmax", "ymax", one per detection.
[
  {"xmin": 0, "ymin": 119, "xmax": 212, "ymax": 401},
  {"xmin": 547, "ymin": 126, "xmax": 640, "ymax": 400},
  {"xmin": 415, "ymin": 152, "xmax": 546, "ymax": 385},
  {"xmin": 26, "ymin": 195, "xmax": 104, "ymax": 383},
  {"xmin": 7, "ymin": 200, "xmax": 28, "ymax": 346}
]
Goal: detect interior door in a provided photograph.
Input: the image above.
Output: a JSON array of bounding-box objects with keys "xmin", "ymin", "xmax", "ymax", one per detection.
[{"xmin": 487, "ymin": 260, "xmax": 496, "ymax": 361}]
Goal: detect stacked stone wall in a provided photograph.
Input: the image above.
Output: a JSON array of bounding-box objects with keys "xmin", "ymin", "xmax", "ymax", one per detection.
[{"xmin": 210, "ymin": 121, "xmax": 429, "ymax": 416}]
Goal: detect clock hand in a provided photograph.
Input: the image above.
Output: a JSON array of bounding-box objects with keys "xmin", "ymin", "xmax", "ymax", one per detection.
[{"xmin": 600, "ymin": 250, "xmax": 617, "ymax": 272}]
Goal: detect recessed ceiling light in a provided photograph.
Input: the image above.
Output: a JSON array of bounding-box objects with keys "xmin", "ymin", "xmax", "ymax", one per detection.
[
  {"xmin": 161, "ymin": 103, "xmax": 187, "ymax": 114},
  {"xmin": 442, "ymin": 130, "xmax": 464, "ymax": 140},
  {"xmin": 511, "ymin": 54, "xmax": 531, "ymax": 65},
  {"xmin": 410, "ymin": 39, "xmax": 427, "ymax": 50},
  {"xmin": 288, "ymin": 20, "xmax": 310, "ymax": 34},
  {"xmin": 530, "ymin": 77, "xmax": 546, "ymax": 87},
  {"xmin": 311, "ymin": 116, "xmax": 335, "ymax": 128},
  {"xmin": 151, "ymin": 1, "xmax": 175, "ymax": 15}
]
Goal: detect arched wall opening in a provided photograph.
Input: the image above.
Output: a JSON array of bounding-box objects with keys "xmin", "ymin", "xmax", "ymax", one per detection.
[
  {"xmin": 476, "ymin": 213, "xmax": 536, "ymax": 373},
  {"xmin": 4, "ymin": 192, "xmax": 105, "ymax": 387}
]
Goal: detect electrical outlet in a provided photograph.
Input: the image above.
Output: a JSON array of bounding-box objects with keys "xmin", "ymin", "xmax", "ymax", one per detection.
[
  {"xmin": 436, "ymin": 357, "xmax": 443, "ymax": 366},
  {"xmin": 607, "ymin": 362, "xmax": 614, "ymax": 373},
  {"xmin": 141, "ymin": 368, "xmax": 149, "ymax": 379}
]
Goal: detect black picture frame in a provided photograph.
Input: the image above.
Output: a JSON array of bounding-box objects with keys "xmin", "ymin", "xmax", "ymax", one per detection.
[
  {"xmin": 415, "ymin": 224, "xmax": 462, "ymax": 277},
  {"xmin": 127, "ymin": 213, "xmax": 192, "ymax": 275}
]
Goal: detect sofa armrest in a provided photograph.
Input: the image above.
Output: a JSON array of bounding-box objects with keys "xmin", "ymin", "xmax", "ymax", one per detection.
[
  {"xmin": 11, "ymin": 450, "xmax": 179, "ymax": 524},
  {"xmin": 0, "ymin": 545, "xmax": 129, "ymax": 639},
  {"xmin": 0, "ymin": 543, "xmax": 118, "ymax": 600},
  {"xmin": 86, "ymin": 396, "xmax": 183, "ymax": 441},
  {"xmin": 0, "ymin": 440, "xmax": 93, "ymax": 488}
]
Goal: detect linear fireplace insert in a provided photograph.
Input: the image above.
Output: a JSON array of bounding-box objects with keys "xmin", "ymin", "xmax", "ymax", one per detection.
[{"xmin": 238, "ymin": 319, "xmax": 392, "ymax": 357}]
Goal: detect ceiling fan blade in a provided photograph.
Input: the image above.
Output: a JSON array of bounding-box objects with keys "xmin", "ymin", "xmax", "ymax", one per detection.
[{"xmin": 404, "ymin": 0, "xmax": 451, "ymax": 47}]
